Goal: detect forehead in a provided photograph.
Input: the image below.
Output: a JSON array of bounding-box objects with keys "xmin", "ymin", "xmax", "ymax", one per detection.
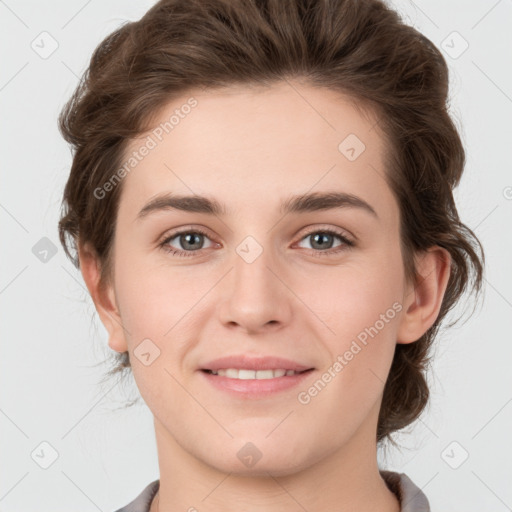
[{"xmin": 119, "ymin": 81, "xmax": 396, "ymax": 225}]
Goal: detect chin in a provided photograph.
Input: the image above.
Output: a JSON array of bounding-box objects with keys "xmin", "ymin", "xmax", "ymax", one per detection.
[{"xmin": 199, "ymin": 438, "xmax": 310, "ymax": 477}]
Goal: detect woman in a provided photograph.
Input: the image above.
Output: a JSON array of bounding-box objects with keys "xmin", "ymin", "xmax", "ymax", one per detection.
[{"xmin": 57, "ymin": 0, "xmax": 484, "ymax": 510}]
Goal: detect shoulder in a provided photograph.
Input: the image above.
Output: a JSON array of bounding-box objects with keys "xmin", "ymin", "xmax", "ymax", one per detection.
[
  {"xmin": 115, "ymin": 473, "xmax": 430, "ymax": 512},
  {"xmin": 380, "ymin": 470, "xmax": 431, "ymax": 512},
  {"xmin": 113, "ymin": 480, "xmax": 160, "ymax": 512}
]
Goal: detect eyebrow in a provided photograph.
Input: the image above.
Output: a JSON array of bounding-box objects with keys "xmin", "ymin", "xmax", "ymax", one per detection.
[{"xmin": 136, "ymin": 191, "xmax": 378, "ymax": 220}]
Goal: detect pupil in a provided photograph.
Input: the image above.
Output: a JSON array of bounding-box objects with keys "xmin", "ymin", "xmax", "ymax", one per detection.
[
  {"xmin": 182, "ymin": 233, "xmax": 202, "ymax": 250},
  {"xmin": 311, "ymin": 233, "xmax": 333, "ymax": 250}
]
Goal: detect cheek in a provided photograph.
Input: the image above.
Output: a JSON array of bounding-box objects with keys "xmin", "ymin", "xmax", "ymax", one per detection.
[
  {"xmin": 113, "ymin": 262, "xmax": 193, "ymax": 404},
  {"xmin": 317, "ymin": 251, "xmax": 403, "ymax": 333},
  {"xmin": 113, "ymin": 252, "xmax": 179, "ymax": 342},
  {"xmin": 313, "ymin": 248, "xmax": 404, "ymax": 379},
  {"xmin": 113, "ymin": 253, "xmax": 213, "ymax": 368}
]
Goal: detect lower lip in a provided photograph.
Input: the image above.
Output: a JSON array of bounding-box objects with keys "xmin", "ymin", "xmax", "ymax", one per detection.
[{"xmin": 199, "ymin": 369, "xmax": 315, "ymax": 399}]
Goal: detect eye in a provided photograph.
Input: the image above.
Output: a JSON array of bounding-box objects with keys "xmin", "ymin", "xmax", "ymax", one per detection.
[
  {"xmin": 295, "ymin": 227, "xmax": 355, "ymax": 256},
  {"xmin": 158, "ymin": 226, "xmax": 355, "ymax": 258},
  {"xmin": 159, "ymin": 227, "xmax": 215, "ymax": 257}
]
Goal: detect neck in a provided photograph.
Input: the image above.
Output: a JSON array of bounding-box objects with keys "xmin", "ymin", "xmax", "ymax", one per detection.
[{"xmin": 150, "ymin": 417, "xmax": 400, "ymax": 512}]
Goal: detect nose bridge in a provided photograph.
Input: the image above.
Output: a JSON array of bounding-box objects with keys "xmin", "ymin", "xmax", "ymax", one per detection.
[
  {"xmin": 232, "ymin": 233, "xmax": 281, "ymax": 301},
  {"xmin": 234, "ymin": 238, "xmax": 274, "ymax": 289}
]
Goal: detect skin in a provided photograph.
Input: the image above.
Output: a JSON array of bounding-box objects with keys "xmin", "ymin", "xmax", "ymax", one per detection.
[{"xmin": 80, "ymin": 80, "xmax": 451, "ymax": 512}]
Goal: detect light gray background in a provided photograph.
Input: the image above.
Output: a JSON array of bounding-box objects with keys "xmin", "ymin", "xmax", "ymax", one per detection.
[{"xmin": 1, "ymin": 1, "xmax": 511, "ymax": 511}]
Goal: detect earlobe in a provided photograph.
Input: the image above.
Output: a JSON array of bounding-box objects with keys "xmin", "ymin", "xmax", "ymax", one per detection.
[
  {"xmin": 396, "ymin": 247, "xmax": 452, "ymax": 344},
  {"xmin": 78, "ymin": 242, "xmax": 128, "ymax": 353}
]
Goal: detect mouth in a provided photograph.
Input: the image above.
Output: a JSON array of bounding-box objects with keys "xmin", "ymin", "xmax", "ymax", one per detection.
[
  {"xmin": 201, "ymin": 368, "xmax": 314, "ymax": 379},
  {"xmin": 199, "ymin": 367, "xmax": 316, "ymax": 398}
]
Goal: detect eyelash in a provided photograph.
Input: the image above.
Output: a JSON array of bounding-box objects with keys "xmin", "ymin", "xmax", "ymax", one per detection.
[{"xmin": 158, "ymin": 226, "xmax": 355, "ymax": 258}]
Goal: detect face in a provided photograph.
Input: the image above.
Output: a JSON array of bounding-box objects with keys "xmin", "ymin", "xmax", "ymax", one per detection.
[{"xmin": 101, "ymin": 81, "xmax": 412, "ymax": 475}]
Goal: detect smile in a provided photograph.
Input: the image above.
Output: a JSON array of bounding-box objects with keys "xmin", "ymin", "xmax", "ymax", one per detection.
[
  {"xmin": 203, "ymin": 368, "xmax": 310, "ymax": 379},
  {"xmin": 200, "ymin": 368, "xmax": 315, "ymax": 398}
]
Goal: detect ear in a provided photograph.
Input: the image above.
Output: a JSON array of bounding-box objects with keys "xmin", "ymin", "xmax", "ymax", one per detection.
[
  {"xmin": 397, "ymin": 246, "xmax": 451, "ymax": 344},
  {"xmin": 78, "ymin": 242, "xmax": 128, "ymax": 353}
]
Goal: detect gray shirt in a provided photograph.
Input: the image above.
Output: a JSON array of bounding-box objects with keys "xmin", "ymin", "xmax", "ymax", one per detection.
[{"xmin": 114, "ymin": 470, "xmax": 430, "ymax": 512}]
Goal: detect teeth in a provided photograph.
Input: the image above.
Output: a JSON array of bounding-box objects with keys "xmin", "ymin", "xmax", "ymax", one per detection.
[{"xmin": 210, "ymin": 368, "xmax": 301, "ymax": 379}]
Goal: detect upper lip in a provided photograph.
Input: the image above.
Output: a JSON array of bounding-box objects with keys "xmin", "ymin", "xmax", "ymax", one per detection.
[{"xmin": 201, "ymin": 355, "xmax": 314, "ymax": 372}]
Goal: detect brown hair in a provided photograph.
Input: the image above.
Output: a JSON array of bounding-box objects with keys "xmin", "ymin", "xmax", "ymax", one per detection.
[{"xmin": 58, "ymin": 0, "xmax": 485, "ymax": 445}]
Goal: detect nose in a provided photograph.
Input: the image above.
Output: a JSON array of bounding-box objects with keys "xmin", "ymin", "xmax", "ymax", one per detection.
[{"xmin": 217, "ymin": 243, "xmax": 293, "ymax": 335}]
